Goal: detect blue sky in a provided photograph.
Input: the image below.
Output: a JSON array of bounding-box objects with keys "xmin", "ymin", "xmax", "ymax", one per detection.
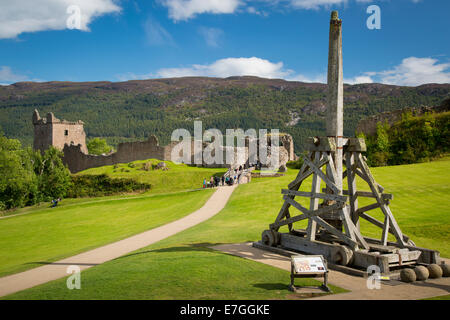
[{"xmin": 0, "ymin": 0, "xmax": 449, "ymax": 86}]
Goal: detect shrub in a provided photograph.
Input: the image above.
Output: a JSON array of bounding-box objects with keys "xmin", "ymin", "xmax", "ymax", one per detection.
[{"xmin": 67, "ymin": 174, "xmax": 151, "ymax": 198}]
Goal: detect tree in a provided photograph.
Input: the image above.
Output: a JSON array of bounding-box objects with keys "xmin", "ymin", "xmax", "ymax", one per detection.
[
  {"xmin": 0, "ymin": 134, "xmax": 37, "ymax": 209},
  {"xmin": 32, "ymin": 147, "xmax": 72, "ymax": 200},
  {"xmin": 87, "ymin": 138, "xmax": 114, "ymax": 155}
]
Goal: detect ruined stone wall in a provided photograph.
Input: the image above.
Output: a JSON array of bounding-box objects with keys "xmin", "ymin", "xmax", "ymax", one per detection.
[{"xmin": 64, "ymin": 135, "xmax": 172, "ymax": 173}]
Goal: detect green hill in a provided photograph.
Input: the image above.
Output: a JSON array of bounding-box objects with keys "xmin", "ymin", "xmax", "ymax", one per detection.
[{"xmin": 1, "ymin": 77, "xmax": 449, "ymax": 151}]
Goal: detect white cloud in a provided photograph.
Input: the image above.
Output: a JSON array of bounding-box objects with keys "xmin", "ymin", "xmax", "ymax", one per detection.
[
  {"xmin": 144, "ymin": 18, "xmax": 175, "ymax": 46},
  {"xmin": 288, "ymin": 73, "xmax": 327, "ymax": 83},
  {"xmin": 0, "ymin": 0, "xmax": 121, "ymax": 39},
  {"xmin": 344, "ymin": 75, "xmax": 374, "ymax": 84},
  {"xmin": 117, "ymin": 56, "xmax": 450, "ymax": 87},
  {"xmin": 198, "ymin": 27, "xmax": 224, "ymax": 47},
  {"xmin": 155, "ymin": 57, "xmax": 293, "ymax": 78},
  {"xmin": 341, "ymin": 57, "xmax": 450, "ymax": 86},
  {"xmin": 0, "ymin": 66, "xmax": 30, "ymax": 84},
  {"xmin": 161, "ymin": 0, "xmax": 242, "ymax": 21},
  {"xmin": 378, "ymin": 57, "xmax": 450, "ymax": 86},
  {"xmin": 289, "ymin": 0, "xmax": 348, "ymax": 10},
  {"xmin": 116, "ymin": 72, "xmax": 153, "ymax": 82}
]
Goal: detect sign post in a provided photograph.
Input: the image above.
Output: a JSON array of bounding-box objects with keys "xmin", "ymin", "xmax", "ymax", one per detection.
[{"xmin": 289, "ymin": 255, "xmax": 331, "ymax": 293}]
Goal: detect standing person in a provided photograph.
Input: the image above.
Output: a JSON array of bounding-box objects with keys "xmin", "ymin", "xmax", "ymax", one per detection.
[
  {"xmin": 239, "ymin": 165, "xmax": 242, "ymax": 172},
  {"xmin": 221, "ymin": 175, "xmax": 225, "ymax": 186},
  {"xmin": 203, "ymin": 179, "xmax": 207, "ymax": 188},
  {"xmin": 210, "ymin": 176, "xmax": 214, "ymax": 188}
]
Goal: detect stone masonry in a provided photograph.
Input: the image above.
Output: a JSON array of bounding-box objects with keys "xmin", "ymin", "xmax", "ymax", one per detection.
[{"xmin": 33, "ymin": 109, "xmax": 88, "ymax": 154}]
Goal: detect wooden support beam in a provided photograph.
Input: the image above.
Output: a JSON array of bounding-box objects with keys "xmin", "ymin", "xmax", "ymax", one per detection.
[
  {"xmin": 329, "ymin": 190, "xmax": 393, "ymax": 201},
  {"xmin": 281, "ymin": 189, "xmax": 347, "ymax": 203},
  {"xmin": 357, "ymin": 153, "xmax": 406, "ymax": 247},
  {"xmin": 381, "ymin": 215, "xmax": 390, "ymax": 246},
  {"xmin": 346, "ymin": 152, "xmax": 359, "ymax": 228},
  {"xmin": 288, "ymin": 156, "xmax": 328, "ymax": 190},
  {"xmin": 272, "ymin": 198, "xmax": 292, "ymax": 232},
  {"xmin": 303, "ymin": 156, "xmax": 340, "ymax": 194},
  {"xmin": 283, "ymin": 195, "xmax": 309, "ymax": 215},
  {"xmin": 312, "ymin": 216, "xmax": 358, "ymax": 249},
  {"xmin": 307, "ymin": 152, "xmax": 322, "ymax": 241},
  {"xmin": 341, "ymin": 205, "xmax": 369, "ymax": 249},
  {"xmin": 270, "ymin": 200, "xmax": 345, "ymax": 229},
  {"xmin": 355, "ymin": 168, "xmax": 384, "ymax": 193},
  {"xmin": 326, "ymin": 154, "xmax": 340, "ymax": 187},
  {"xmin": 355, "ymin": 202, "xmax": 381, "ymax": 215}
]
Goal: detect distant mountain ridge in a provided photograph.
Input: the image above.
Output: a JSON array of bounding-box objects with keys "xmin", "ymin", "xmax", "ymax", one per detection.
[{"xmin": 0, "ymin": 76, "xmax": 449, "ymax": 151}]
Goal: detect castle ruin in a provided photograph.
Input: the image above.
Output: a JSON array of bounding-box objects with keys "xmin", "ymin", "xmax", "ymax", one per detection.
[
  {"xmin": 32, "ymin": 110, "xmax": 297, "ymax": 173},
  {"xmin": 33, "ymin": 110, "xmax": 88, "ymax": 154}
]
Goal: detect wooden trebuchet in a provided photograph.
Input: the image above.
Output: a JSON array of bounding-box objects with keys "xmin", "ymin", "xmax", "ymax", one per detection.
[{"xmin": 258, "ymin": 136, "xmax": 441, "ymax": 274}]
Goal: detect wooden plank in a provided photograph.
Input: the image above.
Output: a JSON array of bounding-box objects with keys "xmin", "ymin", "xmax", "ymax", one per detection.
[
  {"xmin": 312, "ymin": 216, "xmax": 358, "ymax": 249},
  {"xmin": 355, "ymin": 202, "xmax": 381, "ymax": 215},
  {"xmin": 340, "ymin": 205, "xmax": 356, "ymax": 242},
  {"xmin": 336, "ymin": 190, "xmax": 393, "ymax": 201},
  {"xmin": 307, "ymin": 152, "xmax": 321, "ymax": 241},
  {"xmin": 303, "ymin": 156, "xmax": 340, "ymax": 194},
  {"xmin": 340, "ymin": 206, "xmax": 369, "ymax": 249},
  {"xmin": 346, "ymin": 152, "xmax": 359, "ymax": 228},
  {"xmin": 270, "ymin": 201, "xmax": 345, "ymax": 229},
  {"xmin": 283, "ymin": 195, "xmax": 309, "ymax": 215},
  {"xmin": 326, "ymin": 153, "xmax": 339, "ymax": 186},
  {"xmin": 381, "ymin": 215, "xmax": 390, "ymax": 246},
  {"xmin": 355, "ymin": 168, "xmax": 384, "ymax": 193},
  {"xmin": 290, "ymin": 159, "xmax": 309, "ymax": 187},
  {"xmin": 288, "ymin": 156, "xmax": 328, "ymax": 190},
  {"xmin": 272, "ymin": 199, "xmax": 292, "ymax": 232},
  {"xmin": 357, "ymin": 153, "xmax": 406, "ymax": 247},
  {"xmin": 281, "ymin": 189, "xmax": 347, "ymax": 203},
  {"xmin": 342, "ymin": 162, "xmax": 358, "ymax": 180}
]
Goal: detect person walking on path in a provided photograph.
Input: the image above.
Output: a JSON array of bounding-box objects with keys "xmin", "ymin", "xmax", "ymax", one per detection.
[
  {"xmin": 203, "ymin": 179, "xmax": 207, "ymax": 189},
  {"xmin": 221, "ymin": 175, "xmax": 225, "ymax": 186}
]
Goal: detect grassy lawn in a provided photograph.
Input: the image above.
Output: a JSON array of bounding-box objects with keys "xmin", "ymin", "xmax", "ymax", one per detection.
[
  {"xmin": 422, "ymin": 294, "xmax": 450, "ymax": 300},
  {"xmin": 0, "ymin": 189, "xmax": 214, "ymax": 277},
  {"xmin": 76, "ymin": 159, "xmax": 227, "ymax": 194},
  {"xmin": 3, "ymin": 158, "xmax": 449, "ymax": 300}
]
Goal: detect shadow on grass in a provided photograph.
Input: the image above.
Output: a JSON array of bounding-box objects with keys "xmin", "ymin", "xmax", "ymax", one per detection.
[
  {"xmin": 113, "ymin": 242, "xmax": 226, "ymax": 261},
  {"xmin": 25, "ymin": 262, "xmax": 99, "ymax": 266},
  {"xmin": 253, "ymin": 283, "xmax": 289, "ymax": 291}
]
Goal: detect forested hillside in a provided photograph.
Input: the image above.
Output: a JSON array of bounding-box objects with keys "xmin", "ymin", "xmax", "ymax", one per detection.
[{"xmin": 0, "ymin": 76, "xmax": 448, "ymax": 151}]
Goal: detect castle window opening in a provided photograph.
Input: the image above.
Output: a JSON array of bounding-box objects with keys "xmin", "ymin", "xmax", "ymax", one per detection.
[{"xmin": 64, "ymin": 130, "xmax": 68, "ymax": 136}]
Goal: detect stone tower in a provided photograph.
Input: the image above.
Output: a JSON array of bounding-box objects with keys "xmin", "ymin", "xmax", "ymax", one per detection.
[{"xmin": 32, "ymin": 109, "xmax": 88, "ymax": 154}]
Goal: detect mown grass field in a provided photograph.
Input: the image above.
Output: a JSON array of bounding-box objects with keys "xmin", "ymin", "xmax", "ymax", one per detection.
[
  {"xmin": 0, "ymin": 189, "xmax": 214, "ymax": 277},
  {"xmin": 4, "ymin": 158, "xmax": 449, "ymax": 300},
  {"xmin": 76, "ymin": 159, "xmax": 227, "ymax": 194}
]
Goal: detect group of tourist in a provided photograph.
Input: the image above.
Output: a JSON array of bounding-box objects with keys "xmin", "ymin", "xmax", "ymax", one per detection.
[{"xmin": 202, "ymin": 165, "xmax": 245, "ymax": 188}]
